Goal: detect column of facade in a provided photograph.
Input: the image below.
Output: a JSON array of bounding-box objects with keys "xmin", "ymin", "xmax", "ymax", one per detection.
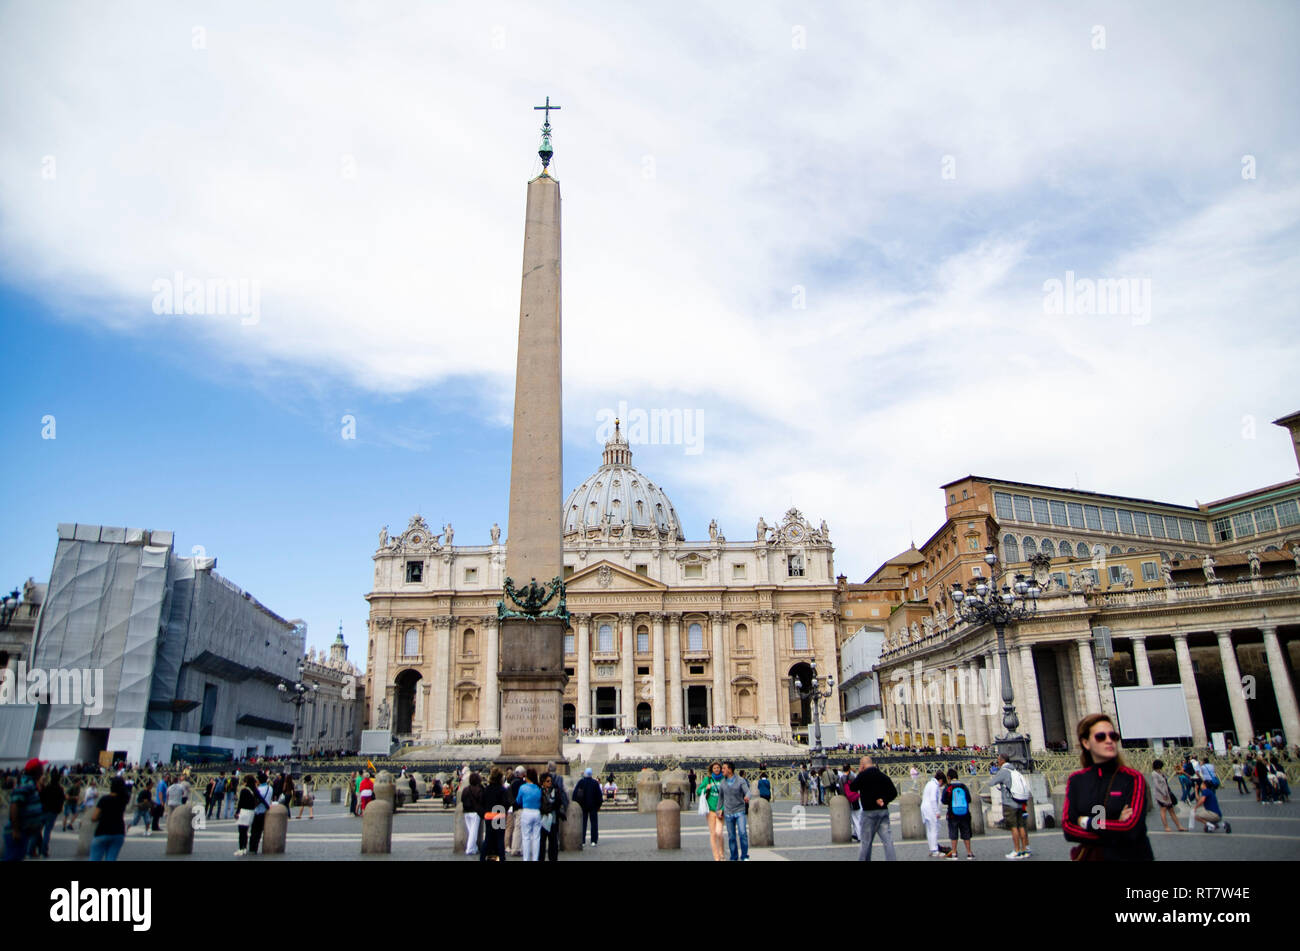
[
  {"xmin": 1215, "ymin": 629, "xmax": 1253, "ymax": 746},
  {"xmin": 668, "ymin": 615, "xmax": 684, "ymax": 728},
  {"xmin": 1055, "ymin": 647, "xmax": 1081, "ymax": 741},
  {"xmin": 1076, "ymin": 638, "xmax": 1103, "ymax": 713},
  {"xmin": 413, "ymin": 680, "xmax": 426, "ymax": 736},
  {"xmin": 1017, "ymin": 644, "xmax": 1048, "ymax": 752},
  {"xmin": 429, "ymin": 616, "xmax": 452, "ymax": 741},
  {"xmin": 651, "ymin": 613, "xmax": 666, "ymax": 729},
  {"xmin": 942, "ymin": 665, "xmax": 959, "ymax": 746},
  {"xmin": 1131, "ymin": 635, "xmax": 1153, "ymax": 686},
  {"xmin": 575, "ymin": 614, "xmax": 591, "ymax": 732},
  {"xmin": 757, "ymin": 610, "xmax": 781, "ymax": 736},
  {"xmin": 620, "ymin": 613, "xmax": 635, "ymax": 729},
  {"xmin": 710, "ymin": 612, "xmax": 728, "ymax": 727},
  {"xmin": 818, "ymin": 610, "xmax": 843, "ymax": 728},
  {"xmin": 483, "ymin": 615, "xmax": 500, "ymax": 732},
  {"xmin": 1261, "ymin": 626, "xmax": 1300, "ymax": 747},
  {"xmin": 959, "ymin": 661, "xmax": 981, "ymax": 747},
  {"xmin": 983, "ymin": 652, "xmax": 999, "ymax": 740},
  {"xmin": 913, "ymin": 661, "xmax": 931, "ymax": 744},
  {"xmin": 1172, "ymin": 633, "xmax": 1209, "ymax": 746}
]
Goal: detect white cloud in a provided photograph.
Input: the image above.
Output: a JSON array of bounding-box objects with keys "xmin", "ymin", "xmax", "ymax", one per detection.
[{"xmin": 2, "ymin": 1, "xmax": 1298, "ymax": 579}]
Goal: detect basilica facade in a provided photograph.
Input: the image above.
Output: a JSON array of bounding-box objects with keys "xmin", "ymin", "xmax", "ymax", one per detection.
[{"xmin": 365, "ymin": 424, "xmax": 841, "ymax": 744}]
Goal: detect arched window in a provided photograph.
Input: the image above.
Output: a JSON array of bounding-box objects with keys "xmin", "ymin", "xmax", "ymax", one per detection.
[
  {"xmin": 1041, "ymin": 539, "xmax": 1055, "ymax": 559},
  {"xmin": 1076, "ymin": 542, "xmax": 1090, "ymax": 559},
  {"xmin": 1110, "ymin": 545, "xmax": 1121, "ymax": 556},
  {"xmin": 636, "ymin": 625, "xmax": 649, "ymax": 653},
  {"xmin": 598, "ymin": 623, "xmax": 614, "ymax": 652},
  {"xmin": 404, "ymin": 628, "xmax": 419, "ymax": 657},
  {"xmin": 462, "ymin": 628, "xmax": 476, "ymax": 656},
  {"xmin": 735, "ymin": 623, "xmax": 750, "ymax": 651},
  {"xmin": 635, "ymin": 500, "xmax": 644, "ymax": 518},
  {"xmin": 1022, "ymin": 536, "xmax": 1037, "ymax": 559},
  {"xmin": 1002, "ymin": 534, "xmax": 1020, "ymax": 563},
  {"xmin": 793, "ymin": 620, "xmax": 809, "ymax": 651},
  {"xmin": 688, "ymin": 622, "xmax": 704, "ymax": 651}
]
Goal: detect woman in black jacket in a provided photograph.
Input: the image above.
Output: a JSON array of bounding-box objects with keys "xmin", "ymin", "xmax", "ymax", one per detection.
[
  {"xmin": 538, "ymin": 773, "xmax": 560, "ymax": 862},
  {"xmin": 479, "ymin": 768, "xmax": 510, "ymax": 862},
  {"xmin": 234, "ymin": 774, "xmax": 260, "ymax": 856},
  {"xmin": 1062, "ymin": 713, "xmax": 1153, "ymax": 861}
]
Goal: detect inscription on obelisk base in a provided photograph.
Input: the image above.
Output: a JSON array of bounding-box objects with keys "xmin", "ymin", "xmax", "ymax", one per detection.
[{"xmin": 496, "ymin": 618, "xmax": 567, "ymax": 771}]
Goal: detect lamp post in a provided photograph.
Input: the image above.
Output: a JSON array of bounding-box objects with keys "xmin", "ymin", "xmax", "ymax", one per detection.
[
  {"xmin": 950, "ymin": 547, "xmax": 1049, "ymax": 771},
  {"xmin": 277, "ymin": 663, "xmax": 319, "ymax": 772},
  {"xmin": 794, "ymin": 662, "xmax": 835, "ymax": 773}
]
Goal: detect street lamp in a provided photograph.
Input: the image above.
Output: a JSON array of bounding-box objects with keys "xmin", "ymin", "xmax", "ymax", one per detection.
[
  {"xmin": 277, "ymin": 663, "xmax": 319, "ymax": 770},
  {"xmin": 794, "ymin": 662, "xmax": 835, "ymax": 773},
  {"xmin": 950, "ymin": 547, "xmax": 1049, "ymax": 771}
]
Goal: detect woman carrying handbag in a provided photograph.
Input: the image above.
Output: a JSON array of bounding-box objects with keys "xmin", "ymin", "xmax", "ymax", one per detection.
[
  {"xmin": 695, "ymin": 761, "xmax": 726, "ymax": 861},
  {"xmin": 234, "ymin": 774, "xmax": 259, "ymax": 855}
]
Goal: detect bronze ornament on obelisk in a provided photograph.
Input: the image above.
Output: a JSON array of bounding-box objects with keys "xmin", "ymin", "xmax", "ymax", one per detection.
[{"xmin": 495, "ymin": 99, "xmax": 568, "ymax": 773}]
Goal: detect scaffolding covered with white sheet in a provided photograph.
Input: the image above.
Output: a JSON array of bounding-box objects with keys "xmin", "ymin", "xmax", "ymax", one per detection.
[{"xmin": 26, "ymin": 524, "xmax": 302, "ymax": 763}]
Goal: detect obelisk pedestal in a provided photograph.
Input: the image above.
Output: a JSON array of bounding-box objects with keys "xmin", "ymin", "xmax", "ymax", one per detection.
[{"xmin": 495, "ymin": 129, "xmax": 568, "ymax": 774}]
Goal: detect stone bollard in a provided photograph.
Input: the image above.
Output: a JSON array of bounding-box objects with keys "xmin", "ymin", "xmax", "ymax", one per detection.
[
  {"xmin": 452, "ymin": 798, "xmax": 467, "ymax": 854},
  {"xmin": 750, "ymin": 796, "xmax": 774, "ymax": 847},
  {"xmin": 562, "ymin": 809, "xmax": 583, "ymax": 852},
  {"xmin": 656, "ymin": 798, "xmax": 681, "ymax": 850},
  {"xmin": 968, "ymin": 787, "xmax": 986, "ymax": 836},
  {"xmin": 660, "ymin": 769, "xmax": 690, "ymax": 809},
  {"xmin": 166, "ymin": 802, "xmax": 196, "ymax": 855},
  {"xmin": 77, "ymin": 816, "xmax": 97, "ymax": 858},
  {"xmin": 637, "ymin": 768, "xmax": 662, "ymax": 814},
  {"xmin": 1024, "ymin": 795, "xmax": 1037, "ymax": 832},
  {"xmin": 1051, "ymin": 787, "xmax": 1065, "ymax": 830},
  {"xmin": 829, "ymin": 794, "xmax": 852, "ymax": 843},
  {"xmin": 262, "ymin": 803, "xmax": 289, "ymax": 854},
  {"xmin": 330, "ymin": 786, "xmax": 342, "ymax": 804},
  {"xmin": 898, "ymin": 792, "xmax": 924, "ymax": 840},
  {"xmin": 375, "ymin": 781, "xmax": 396, "ymax": 809},
  {"xmin": 361, "ymin": 799, "xmax": 393, "ymax": 854}
]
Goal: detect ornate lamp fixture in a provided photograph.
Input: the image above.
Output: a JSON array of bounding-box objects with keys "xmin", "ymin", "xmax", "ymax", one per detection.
[{"xmin": 950, "ymin": 547, "xmax": 1050, "ymax": 770}]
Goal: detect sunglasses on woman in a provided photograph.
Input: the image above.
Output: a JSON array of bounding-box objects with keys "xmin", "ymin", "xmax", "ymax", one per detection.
[{"xmin": 1093, "ymin": 731, "xmax": 1121, "ymax": 742}]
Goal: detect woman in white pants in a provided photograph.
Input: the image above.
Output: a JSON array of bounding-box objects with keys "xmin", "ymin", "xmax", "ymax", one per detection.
[
  {"xmin": 515, "ymin": 768, "xmax": 544, "ymax": 861},
  {"xmin": 460, "ymin": 772, "xmax": 484, "ymax": 855},
  {"xmin": 921, "ymin": 770, "xmax": 947, "ymax": 857}
]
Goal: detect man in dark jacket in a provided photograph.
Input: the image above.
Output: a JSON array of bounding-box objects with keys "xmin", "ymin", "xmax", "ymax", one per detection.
[
  {"xmin": 573, "ymin": 768, "xmax": 602, "ymax": 847},
  {"xmin": 848, "ymin": 755, "xmax": 898, "ymax": 861}
]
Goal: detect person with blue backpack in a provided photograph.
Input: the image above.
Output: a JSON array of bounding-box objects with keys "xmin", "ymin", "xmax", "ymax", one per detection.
[{"xmin": 942, "ymin": 767, "xmax": 975, "ymax": 859}]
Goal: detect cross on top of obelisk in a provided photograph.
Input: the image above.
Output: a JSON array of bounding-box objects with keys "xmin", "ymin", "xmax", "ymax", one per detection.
[{"xmin": 534, "ymin": 96, "xmax": 561, "ymax": 170}]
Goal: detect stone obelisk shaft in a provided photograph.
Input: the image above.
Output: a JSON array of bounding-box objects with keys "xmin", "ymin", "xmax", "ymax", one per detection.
[
  {"xmin": 505, "ymin": 173, "xmax": 563, "ymax": 584},
  {"xmin": 497, "ymin": 170, "xmax": 567, "ymax": 773}
]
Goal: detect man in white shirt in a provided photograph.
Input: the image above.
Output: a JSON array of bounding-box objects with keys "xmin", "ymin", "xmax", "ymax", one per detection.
[{"xmin": 921, "ymin": 770, "xmax": 946, "ymax": 857}]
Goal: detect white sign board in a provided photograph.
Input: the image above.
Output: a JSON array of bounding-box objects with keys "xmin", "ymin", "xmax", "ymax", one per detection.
[
  {"xmin": 1211, "ymin": 732, "xmax": 1228, "ymax": 756},
  {"xmin": 1113, "ymin": 685, "xmax": 1193, "ymax": 740}
]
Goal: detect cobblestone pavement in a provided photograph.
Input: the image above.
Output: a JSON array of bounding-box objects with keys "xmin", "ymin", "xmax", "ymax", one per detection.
[{"xmin": 26, "ymin": 796, "xmax": 1300, "ymax": 861}]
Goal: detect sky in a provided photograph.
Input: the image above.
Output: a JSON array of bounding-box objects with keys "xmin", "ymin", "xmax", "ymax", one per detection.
[{"xmin": 2, "ymin": 1, "xmax": 1299, "ymax": 669}]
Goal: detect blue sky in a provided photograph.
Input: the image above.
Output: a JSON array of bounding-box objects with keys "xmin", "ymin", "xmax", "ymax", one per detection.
[{"xmin": 2, "ymin": 1, "xmax": 1299, "ymax": 665}]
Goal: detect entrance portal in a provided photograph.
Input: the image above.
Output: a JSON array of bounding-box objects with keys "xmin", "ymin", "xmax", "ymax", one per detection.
[
  {"xmin": 595, "ymin": 686, "xmax": 618, "ymax": 731},
  {"xmin": 394, "ymin": 669, "xmax": 422, "ymax": 735},
  {"xmin": 687, "ymin": 685, "xmax": 709, "ymax": 727}
]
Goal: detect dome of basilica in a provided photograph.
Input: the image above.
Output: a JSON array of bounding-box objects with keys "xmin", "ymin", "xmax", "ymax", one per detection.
[{"xmin": 563, "ymin": 421, "xmax": 684, "ymax": 540}]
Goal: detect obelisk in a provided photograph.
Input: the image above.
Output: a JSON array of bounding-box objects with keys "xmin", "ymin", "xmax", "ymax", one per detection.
[{"xmin": 496, "ymin": 99, "xmax": 568, "ymax": 772}]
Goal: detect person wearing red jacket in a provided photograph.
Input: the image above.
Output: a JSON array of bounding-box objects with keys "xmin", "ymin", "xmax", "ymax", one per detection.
[{"xmin": 1062, "ymin": 713, "xmax": 1153, "ymax": 861}]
